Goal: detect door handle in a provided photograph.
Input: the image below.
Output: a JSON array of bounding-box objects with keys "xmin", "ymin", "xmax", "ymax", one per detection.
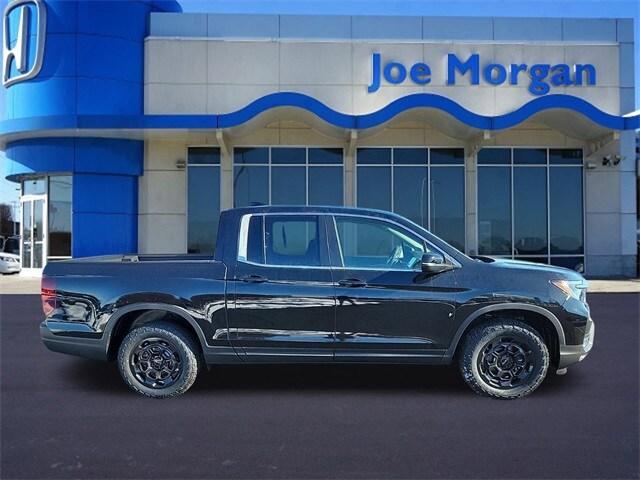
[
  {"xmin": 337, "ymin": 278, "xmax": 367, "ymax": 288},
  {"xmin": 240, "ymin": 274, "xmax": 267, "ymax": 283}
]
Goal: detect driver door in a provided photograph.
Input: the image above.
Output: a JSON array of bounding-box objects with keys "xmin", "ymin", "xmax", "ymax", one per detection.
[{"xmin": 329, "ymin": 215, "xmax": 458, "ymax": 361}]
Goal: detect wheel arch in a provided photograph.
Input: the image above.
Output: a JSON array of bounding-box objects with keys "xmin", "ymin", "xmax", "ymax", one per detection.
[
  {"xmin": 447, "ymin": 303, "xmax": 565, "ymax": 366},
  {"xmin": 105, "ymin": 303, "xmax": 207, "ymax": 361}
]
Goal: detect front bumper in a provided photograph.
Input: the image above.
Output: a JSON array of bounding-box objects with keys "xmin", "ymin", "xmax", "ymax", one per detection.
[
  {"xmin": 558, "ymin": 317, "xmax": 595, "ymax": 369},
  {"xmin": 40, "ymin": 321, "xmax": 108, "ymax": 361}
]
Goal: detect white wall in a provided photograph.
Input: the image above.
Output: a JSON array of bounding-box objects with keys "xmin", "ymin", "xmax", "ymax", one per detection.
[{"xmin": 144, "ymin": 39, "xmax": 621, "ymax": 117}]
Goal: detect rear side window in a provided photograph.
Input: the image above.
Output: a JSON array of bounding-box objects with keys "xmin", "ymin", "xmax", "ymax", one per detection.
[
  {"xmin": 246, "ymin": 215, "xmax": 264, "ymax": 264},
  {"xmin": 239, "ymin": 215, "xmax": 322, "ymax": 267},
  {"xmin": 266, "ymin": 216, "xmax": 320, "ymax": 266}
]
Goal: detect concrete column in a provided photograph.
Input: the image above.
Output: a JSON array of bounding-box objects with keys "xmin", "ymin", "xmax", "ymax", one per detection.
[
  {"xmin": 619, "ymin": 131, "xmax": 637, "ymax": 277},
  {"xmin": 344, "ymin": 153, "xmax": 355, "ymax": 207},
  {"xmin": 465, "ymin": 147, "xmax": 478, "ymax": 256},
  {"xmin": 219, "ymin": 138, "xmax": 234, "ymax": 211},
  {"xmin": 583, "ymin": 136, "xmax": 636, "ymax": 277},
  {"xmin": 344, "ymin": 131, "xmax": 357, "ymax": 207},
  {"xmin": 138, "ymin": 140, "xmax": 187, "ymax": 254}
]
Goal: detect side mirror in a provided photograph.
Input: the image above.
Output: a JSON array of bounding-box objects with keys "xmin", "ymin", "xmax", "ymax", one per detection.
[{"xmin": 421, "ymin": 252, "xmax": 451, "ymax": 274}]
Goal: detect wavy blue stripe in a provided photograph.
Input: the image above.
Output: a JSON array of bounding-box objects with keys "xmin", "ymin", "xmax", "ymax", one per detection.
[
  {"xmin": 217, "ymin": 92, "xmax": 355, "ymax": 129},
  {"xmin": 1, "ymin": 92, "xmax": 638, "ymax": 138},
  {"xmin": 218, "ymin": 92, "xmax": 638, "ymax": 131}
]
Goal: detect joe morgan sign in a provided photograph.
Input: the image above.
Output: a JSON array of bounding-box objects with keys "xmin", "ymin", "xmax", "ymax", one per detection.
[{"xmin": 368, "ymin": 52, "xmax": 597, "ymax": 96}]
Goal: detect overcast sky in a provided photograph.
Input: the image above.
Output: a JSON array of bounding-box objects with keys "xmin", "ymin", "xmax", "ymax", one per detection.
[{"xmin": 0, "ymin": 0, "xmax": 638, "ymax": 210}]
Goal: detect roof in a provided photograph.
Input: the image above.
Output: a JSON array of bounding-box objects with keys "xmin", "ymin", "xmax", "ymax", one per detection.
[{"xmin": 226, "ymin": 205, "xmax": 401, "ymax": 217}]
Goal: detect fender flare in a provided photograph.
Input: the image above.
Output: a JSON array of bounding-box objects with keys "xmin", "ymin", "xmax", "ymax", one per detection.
[
  {"xmin": 445, "ymin": 303, "xmax": 566, "ymax": 359},
  {"xmin": 103, "ymin": 303, "xmax": 209, "ymax": 354}
]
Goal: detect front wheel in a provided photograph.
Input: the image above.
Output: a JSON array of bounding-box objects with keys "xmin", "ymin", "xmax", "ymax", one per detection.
[
  {"xmin": 117, "ymin": 322, "xmax": 200, "ymax": 398},
  {"xmin": 459, "ymin": 320, "xmax": 549, "ymax": 399}
]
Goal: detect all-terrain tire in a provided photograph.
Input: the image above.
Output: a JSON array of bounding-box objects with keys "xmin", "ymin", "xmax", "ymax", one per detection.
[
  {"xmin": 117, "ymin": 321, "xmax": 200, "ymax": 398},
  {"xmin": 459, "ymin": 319, "xmax": 549, "ymax": 399}
]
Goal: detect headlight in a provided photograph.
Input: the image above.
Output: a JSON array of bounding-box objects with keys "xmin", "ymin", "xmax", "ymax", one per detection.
[{"xmin": 550, "ymin": 279, "xmax": 588, "ymax": 302}]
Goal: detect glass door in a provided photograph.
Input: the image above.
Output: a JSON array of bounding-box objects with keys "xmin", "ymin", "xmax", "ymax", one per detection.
[{"xmin": 20, "ymin": 195, "xmax": 47, "ymax": 274}]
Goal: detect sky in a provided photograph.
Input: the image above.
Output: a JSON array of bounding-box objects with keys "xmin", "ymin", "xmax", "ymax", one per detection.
[{"xmin": 0, "ymin": 0, "xmax": 639, "ymax": 211}]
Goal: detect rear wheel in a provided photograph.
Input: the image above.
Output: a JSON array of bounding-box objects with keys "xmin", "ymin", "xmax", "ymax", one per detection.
[
  {"xmin": 459, "ymin": 320, "xmax": 549, "ymax": 399},
  {"xmin": 117, "ymin": 321, "xmax": 200, "ymax": 398}
]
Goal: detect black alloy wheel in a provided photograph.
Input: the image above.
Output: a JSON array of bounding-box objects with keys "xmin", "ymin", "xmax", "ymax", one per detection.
[
  {"xmin": 459, "ymin": 319, "xmax": 550, "ymax": 399},
  {"xmin": 130, "ymin": 337, "xmax": 183, "ymax": 389},
  {"xmin": 118, "ymin": 321, "xmax": 200, "ymax": 398},
  {"xmin": 477, "ymin": 336, "xmax": 535, "ymax": 390}
]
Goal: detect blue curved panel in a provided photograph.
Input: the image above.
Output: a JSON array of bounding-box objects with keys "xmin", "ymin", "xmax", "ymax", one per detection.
[
  {"xmin": 1, "ymin": 93, "xmax": 638, "ymax": 141},
  {"xmin": 217, "ymin": 92, "xmax": 355, "ymax": 129},
  {"xmin": 7, "ymin": 78, "xmax": 77, "ymax": 119},
  {"xmin": 5, "ymin": 138, "xmax": 75, "ymax": 179},
  {"xmin": 215, "ymin": 92, "xmax": 639, "ymax": 131},
  {"xmin": 1, "ymin": 0, "xmax": 180, "ymax": 259},
  {"xmin": 73, "ymin": 138, "xmax": 143, "ymax": 175},
  {"xmin": 491, "ymin": 94, "xmax": 628, "ymax": 130},
  {"xmin": 38, "ymin": 34, "xmax": 77, "ymax": 78},
  {"xmin": 76, "ymin": 1, "xmax": 150, "ymax": 42},
  {"xmin": 76, "ymin": 35, "xmax": 143, "ymax": 83},
  {"xmin": 4, "ymin": 137, "xmax": 143, "ymax": 181},
  {"xmin": 73, "ymin": 172, "xmax": 139, "ymax": 257},
  {"xmin": 353, "ymin": 93, "xmax": 491, "ymax": 130},
  {"xmin": 77, "ymin": 78, "xmax": 143, "ymax": 115},
  {"xmin": 44, "ymin": 0, "xmax": 77, "ymax": 34},
  {"xmin": 4, "ymin": 137, "xmax": 143, "ymax": 258},
  {"xmin": 4, "ymin": 0, "xmax": 180, "ymax": 121}
]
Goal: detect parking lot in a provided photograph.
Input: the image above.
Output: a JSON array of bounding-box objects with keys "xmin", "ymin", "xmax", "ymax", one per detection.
[{"xmin": 1, "ymin": 293, "xmax": 638, "ymax": 479}]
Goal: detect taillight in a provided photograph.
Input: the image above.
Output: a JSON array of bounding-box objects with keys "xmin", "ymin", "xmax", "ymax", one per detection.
[{"xmin": 41, "ymin": 277, "xmax": 57, "ymax": 317}]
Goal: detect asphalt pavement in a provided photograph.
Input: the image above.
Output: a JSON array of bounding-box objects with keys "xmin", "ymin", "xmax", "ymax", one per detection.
[{"xmin": 1, "ymin": 293, "xmax": 638, "ymax": 479}]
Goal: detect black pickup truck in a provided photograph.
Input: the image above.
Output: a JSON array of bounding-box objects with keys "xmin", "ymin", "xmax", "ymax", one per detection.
[{"xmin": 41, "ymin": 206, "xmax": 594, "ymax": 399}]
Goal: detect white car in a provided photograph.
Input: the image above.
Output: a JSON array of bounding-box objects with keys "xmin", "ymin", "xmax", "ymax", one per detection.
[{"xmin": 0, "ymin": 253, "xmax": 21, "ymax": 274}]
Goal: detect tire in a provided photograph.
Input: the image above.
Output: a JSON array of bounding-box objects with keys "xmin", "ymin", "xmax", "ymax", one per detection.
[
  {"xmin": 117, "ymin": 321, "xmax": 200, "ymax": 398},
  {"xmin": 459, "ymin": 319, "xmax": 549, "ymax": 399}
]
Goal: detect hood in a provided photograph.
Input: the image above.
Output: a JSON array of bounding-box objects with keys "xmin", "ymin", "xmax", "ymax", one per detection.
[
  {"xmin": 477, "ymin": 257, "xmax": 585, "ymax": 281},
  {"xmin": 0, "ymin": 253, "xmax": 20, "ymax": 261}
]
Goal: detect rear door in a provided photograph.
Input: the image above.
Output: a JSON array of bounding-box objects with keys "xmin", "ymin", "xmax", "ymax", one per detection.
[
  {"xmin": 328, "ymin": 214, "xmax": 458, "ymax": 361},
  {"xmin": 228, "ymin": 213, "xmax": 336, "ymax": 361}
]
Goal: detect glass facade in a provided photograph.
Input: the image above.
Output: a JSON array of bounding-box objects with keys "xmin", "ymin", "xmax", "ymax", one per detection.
[
  {"xmin": 233, "ymin": 147, "xmax": 344, "ymax": 207},
  {"xmin": 183, "ymin": 144, "xmax": 586, "ymax": 272},
  {"xmin": 477, "ymin": 148, "xmax": 584, "ymax": 271},
  {"xmin": 48, "ymin": 176, "xmax": 72, "ymax": 258},
  {"xmin": 356, "ymin": 147, "xmax": 465, "ymax": 251},
  {"xmin": 20, "ymin": 175, "xmax": 72, "ymax": 269},
  {"xmin": 187, "ymin": 147, "xmax": 220, "ymax": 254}
]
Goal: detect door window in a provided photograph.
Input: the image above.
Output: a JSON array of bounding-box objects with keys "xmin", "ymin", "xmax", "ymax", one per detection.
[
  {"xmin": 239, "ymin": 215, "xmax": 323, "ymax": 267},
  {"xmin": 334, "ymin": 216, "xmax": 426, "ymax": 270}
]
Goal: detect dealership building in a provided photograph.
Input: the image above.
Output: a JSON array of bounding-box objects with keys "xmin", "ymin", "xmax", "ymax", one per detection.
[{"xmin": 1, "ymin": 0, "xmax": 638, "ymax": 276}]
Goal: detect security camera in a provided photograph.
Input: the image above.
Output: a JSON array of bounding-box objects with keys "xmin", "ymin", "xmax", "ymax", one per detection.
[
  {"xmin": 612, "ymin": 154, "xmax": 623, "ymax": 166},
  {"xmin": 602, "ymin": 154, "xmax": 612, "ymax": 166}
]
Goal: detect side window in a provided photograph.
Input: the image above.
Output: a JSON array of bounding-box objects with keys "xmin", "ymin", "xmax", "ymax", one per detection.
[
  {"xmin": 335, "ymin": 216, "xmax": 427, "ymax": 270},
  {"xmin": 265, "ymin": 216, "xmax": 320, "ymax": 266},
  {"xmin": 245, "ymin": 215, "xmax": 265, "ymax": 264},
  {"xmin": 239, "ymin": 214, "xmax": 322, "ymax": 267}
]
